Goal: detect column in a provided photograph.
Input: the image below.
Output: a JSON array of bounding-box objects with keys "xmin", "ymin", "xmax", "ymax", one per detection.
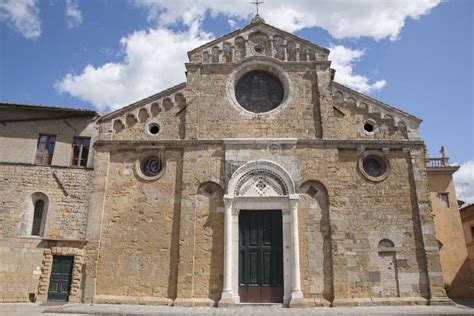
[
  {"xmin": 218, "ymin": 195, "xmax": 237, "ymax": 306},
  {"xmin": 289, "ymin": 194, "xmax": 305, "ymax": 307}
]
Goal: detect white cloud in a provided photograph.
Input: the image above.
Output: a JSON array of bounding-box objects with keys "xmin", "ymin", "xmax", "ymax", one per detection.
[
  {"xmin": 132, "ymin": 0, "xmax": 441, "ymax": 40},
  {"xmin": 65, "ymin": 0, "xmax": 82, "ymax": 28},
  {"xmin": 0, "ymin": 0, "xmax": 41, "ymax": 39},
  {"xmin": 57, "ymin": 0, "xmax": 442, "ymax": 109},
  {"xmin": 454, "ymin": 160, "xmax": 474, "ymax": 205},
  {"xmin": 55, "ymin": 22, "xmax": 213, "ymax": 111},
  {"xmin": 329, "ymin": 45, "xmax": 386, "ymax": 93},
  {"xmin": 228, "ymin": 19, "xmax": 237, "ymax": 30}
]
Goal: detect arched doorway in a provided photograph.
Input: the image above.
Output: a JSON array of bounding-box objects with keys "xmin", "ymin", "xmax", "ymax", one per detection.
[{"xmin": 218, "ymin": 160, "xmax": 304, "ymax": 307}]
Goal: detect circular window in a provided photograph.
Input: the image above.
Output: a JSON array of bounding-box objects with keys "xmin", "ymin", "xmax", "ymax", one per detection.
[
  {"xmin": 363, "ymin": 157, "xmax": 384, "ymax": 177},
  {"xmin": 252, "ymin": 44, "xmax": 265, "ymax": 55},
  {"xmin": 148, "ymin": 123, "xmax": 160, "ymax": 135},
  {"xmin": 140, "ymin": 156, "xmax": 163, "ymax": 177},
  {"xmin": 364, "ymin": 122, "xmax": 374, "ymax": 133},
  {"xmin": 235, "ymin": 70, "xmax": 284, "ymax": 113},
  {"xmin": 358, "ymin": 151, "xmax": 390, "ymax": 182}
]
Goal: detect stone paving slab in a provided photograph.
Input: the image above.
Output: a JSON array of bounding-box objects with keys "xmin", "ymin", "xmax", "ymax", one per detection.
[{"xmin": 1, "ymin": 303, "xmax": 474, "ymax": 316}]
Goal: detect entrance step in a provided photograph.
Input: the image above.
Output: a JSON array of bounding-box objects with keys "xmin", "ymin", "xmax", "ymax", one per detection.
[{"xmin": 236, "ymin": 303, "xmax": 285, "ymax": 308}]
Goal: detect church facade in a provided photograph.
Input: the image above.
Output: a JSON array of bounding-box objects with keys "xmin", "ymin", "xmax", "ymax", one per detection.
[{"xmin": 0, "ymin": 17, "xmax": 454, "ymax": 307}]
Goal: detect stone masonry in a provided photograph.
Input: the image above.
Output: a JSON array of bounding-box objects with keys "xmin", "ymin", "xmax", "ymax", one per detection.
[{"xmin": 0, "ymin": 17, "xmax": 451, "ymax": 308}]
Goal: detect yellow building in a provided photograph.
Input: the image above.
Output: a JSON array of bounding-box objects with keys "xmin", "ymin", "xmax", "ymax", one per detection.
[
  {"xmin": 460, "ymin": 204, "xmax": 474, "ymax": 297},
  {"xmin": 427, "ymin": 147, "xmax": 474, "ymax": 298}
]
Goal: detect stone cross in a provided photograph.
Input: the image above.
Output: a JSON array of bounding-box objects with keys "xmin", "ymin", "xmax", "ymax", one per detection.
[{"xmin": 251, "ymin": 0, "xmax": 264, "ymax": 15}]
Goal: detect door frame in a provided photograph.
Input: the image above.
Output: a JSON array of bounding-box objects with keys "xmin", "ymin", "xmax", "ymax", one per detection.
[
  {"xmin": 238, "ymin": 209, "xmax": 284, "ymax": 303},
  {"xmin": 231, "ymin": 197, "xmax": 292, "ymax": 304},
  {"xmin": 47, "ymin": 255, "xmax": 74, "ymax": 301}
]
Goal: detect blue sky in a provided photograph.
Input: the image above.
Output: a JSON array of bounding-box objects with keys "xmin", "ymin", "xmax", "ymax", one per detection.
[{"xmin": 0, "ymin": 0, "xmax": 473, "ymax": 200}]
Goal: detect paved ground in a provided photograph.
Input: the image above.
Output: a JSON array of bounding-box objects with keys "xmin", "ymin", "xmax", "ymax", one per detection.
[{"xmin": 1, "ymin": 301, "xmax": 474, "ymax": 316}]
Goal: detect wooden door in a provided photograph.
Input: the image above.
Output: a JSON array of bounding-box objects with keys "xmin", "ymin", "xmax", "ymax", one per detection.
[
  {"xmin": 239, "ymin": 210, "xmax": 283, "ymax": 303},
  {"xmin": 48, "ymin": 256, "xmax": 74, "ymax": 301}
]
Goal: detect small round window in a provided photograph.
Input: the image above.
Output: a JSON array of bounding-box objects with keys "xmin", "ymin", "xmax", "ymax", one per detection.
[
  {"xmin": 148, "ymin": 123, "xmax": 160, "ymax": 135},
  {"xmin": 363, "ymin": 157, "xmax": 385, "ymax": 177},
  {"xmin": 235, "ymin": 70, "xmax": 284, "ymax": 113},
  {"xmin": 140, "ymin": 156, "xmax": 163, "ymax": 177},
  {"xmin": 358, "ymin": 151, "xmax": 390, "ymax": 182},
  {"xmin": 364, "ymin": 122, "xmax": 374, "ymax": 133}
]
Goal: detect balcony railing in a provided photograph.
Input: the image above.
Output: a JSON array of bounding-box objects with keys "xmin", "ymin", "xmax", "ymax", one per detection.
[
  {"xmin": 425, "ymin": 146, "xmax": 453, "ymax": 168},
  {"xmin": 426, "ymin": 158, "xmax": 449, "ymax": 167}
]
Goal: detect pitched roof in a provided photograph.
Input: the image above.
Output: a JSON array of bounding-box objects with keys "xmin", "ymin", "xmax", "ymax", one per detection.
[{"xmin": 0, "ymin": 102, "xmax": 97, "ymax": 123}]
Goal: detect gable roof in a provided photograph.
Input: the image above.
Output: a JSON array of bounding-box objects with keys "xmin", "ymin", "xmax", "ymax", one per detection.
[
  {"xmin": 99, "ymin": 82, "xmax": 186, "ymax": 122},
  {"xmin": 187, "ymin": 19, "xmax": 330, "ymax": 58}
]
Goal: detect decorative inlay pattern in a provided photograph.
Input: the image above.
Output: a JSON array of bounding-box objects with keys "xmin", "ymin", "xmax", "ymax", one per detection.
[{"xmin": 235, "ymin": 169, "xmax": 288, "ymax": 196}]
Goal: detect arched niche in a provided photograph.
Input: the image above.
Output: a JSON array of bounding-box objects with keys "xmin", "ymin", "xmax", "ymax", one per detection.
[
  {"xmin": 195, "ymin": 181, "xmax": 225, "ymax": 303},
  {"xmin": 20, "ymin": 191, "xmax": 51, "ymax": 237},
  {"xmin": 113, "ymin": 119, "xmax": 125, "ymax": 133},
  {"xmin": 298, "ymin": 180, "xmax": 333, "ymax": 304},
  {"xmin": 377, "ymin": 238, "xmax": 400, "ymax": 297}
]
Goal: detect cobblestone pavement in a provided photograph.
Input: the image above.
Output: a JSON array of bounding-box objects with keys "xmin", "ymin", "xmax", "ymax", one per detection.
[{"xmin": 1, "ymin": 302, "xmax": 474, "ymax": 316}]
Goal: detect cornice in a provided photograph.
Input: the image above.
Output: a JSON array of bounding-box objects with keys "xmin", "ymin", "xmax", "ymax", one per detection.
[{"xmin": 95, "ymin": 138, "xmax": 425, "ymax": 150}]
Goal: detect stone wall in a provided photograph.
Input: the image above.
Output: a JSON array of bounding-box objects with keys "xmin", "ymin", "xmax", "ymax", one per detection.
[
  {"xmin": 0, "ymin": 163, "xmax": 92, "ymax": 302},
  {"xmin": 296, "ymin": 147, "xmax": 433, "ymax": 305},
  {"xmin": 184, "ymin": 62, "xmax": 323, "ymax": 140},
  {"xmin": 94, "ymin": 149, "xmax": 183, "ymax": 304}
]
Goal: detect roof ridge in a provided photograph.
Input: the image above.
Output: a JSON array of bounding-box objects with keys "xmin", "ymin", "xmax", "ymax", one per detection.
[{"xmin": 0, "ymin": 101, "xmax": 96, "ymax": 113}]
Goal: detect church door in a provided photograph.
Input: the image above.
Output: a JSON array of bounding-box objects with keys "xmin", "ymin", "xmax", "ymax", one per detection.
[
  {"xmin": 239, "ymin": 210, "xmax": 283, "ymax": 303},
  {"xmin": 47, "ymin": 256, "xmax": 74, "ymax": 301}
]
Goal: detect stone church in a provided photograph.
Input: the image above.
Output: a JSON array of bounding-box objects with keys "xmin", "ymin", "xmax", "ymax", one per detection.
[{"xmin": 0, "ymin": 16, "xmax": 460, "ymax": 307}]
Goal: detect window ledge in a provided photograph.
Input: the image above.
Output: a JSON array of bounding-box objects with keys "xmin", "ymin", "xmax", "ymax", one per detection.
[{"xmin": 19, "ymin": 235, "xmax": 43, "ymax": 240}]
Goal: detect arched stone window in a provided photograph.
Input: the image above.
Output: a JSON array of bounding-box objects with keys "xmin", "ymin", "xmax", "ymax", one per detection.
[
  {"xmin": 31, "ymin": 200, "xmax": 45, "ymax": 236},
  {"xmin": 21, "ymin": 192, "xmax": 50, "ymax": 237}
]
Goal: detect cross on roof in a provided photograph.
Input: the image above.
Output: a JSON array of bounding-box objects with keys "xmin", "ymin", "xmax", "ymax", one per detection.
[{"xmin": 251, "ymin": 0, "xmax": 264, "ymax": 15}]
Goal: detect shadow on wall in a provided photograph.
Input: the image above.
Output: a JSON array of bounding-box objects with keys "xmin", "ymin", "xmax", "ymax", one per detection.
[
  {"xmin": 199, "ymin": 182, "xmax": 225, "ymax": 303},
  {"xmin": 448, "ymin": 258, "xmax": 474, "ymax": 298},
  {"xmin": 167, "ymin": 151, "xmax": 184, "ymax": 299},
  {"xmin": 406, "ymin": 155, "xmax": 431, "ymax": 299}
]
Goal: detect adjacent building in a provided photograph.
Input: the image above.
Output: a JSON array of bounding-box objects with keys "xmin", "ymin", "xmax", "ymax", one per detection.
[{"xmin": 426, "ymin": 148, "xmax": 474, "ymax": 298}]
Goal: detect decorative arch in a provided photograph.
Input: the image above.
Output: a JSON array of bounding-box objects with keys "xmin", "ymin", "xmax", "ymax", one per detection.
[
  {"xmin": 196, "ymin": 181, "xmax": 225, "ymax": 303},
  {"xmin": 378, "ymin": 238, "xmax": 395, "ymax": 249},
  {"xmin": 220, "ymin": 159, "xmax": 303, "ymax": 307},
  {"xmin": 20, "ymin": 191, "xmax": 50, "ymax": 237},
  {"xmin": 298, "ymin": 180, "xmax": 333, "ymax": 303},
  {"xmin": 198, "ymin": 181, "xmax": 224, "ymax": 198},
  {"xmin": 227, "ymin": 160, "xmax": 295, "ymax": 197},
  {"xmin": 299, "ymin": 180, "xmax": 328, "ymax": 202}
]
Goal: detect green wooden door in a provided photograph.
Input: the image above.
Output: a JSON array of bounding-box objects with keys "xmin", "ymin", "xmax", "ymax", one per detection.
[
  {"xmin": 239, "ymin": 210, "xmax": 283, "ymax": 303},
  {"xmin": 47, "ymin": 256, "xmax": 74, "ymax": 301}
]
